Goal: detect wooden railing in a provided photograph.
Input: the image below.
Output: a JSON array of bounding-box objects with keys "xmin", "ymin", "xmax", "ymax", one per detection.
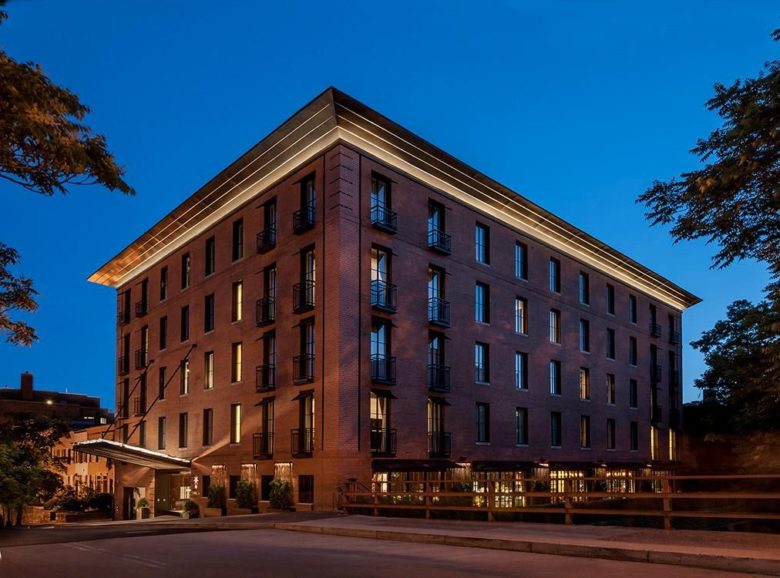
[{"xmin": 341, "ymin": 474, "xmax": 780, "ymax": 530}]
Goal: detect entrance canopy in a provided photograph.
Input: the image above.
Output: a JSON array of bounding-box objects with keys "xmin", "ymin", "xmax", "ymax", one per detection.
[{"xmin": 73, "ymin": 439, "xmax": 191, "ymax": 471}]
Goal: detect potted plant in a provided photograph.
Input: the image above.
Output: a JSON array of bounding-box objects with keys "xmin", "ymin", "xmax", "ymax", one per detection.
[
  {"xmin": 268, "ymin": 479, "xmax": 293, "ymax": 511},
  {"xmin": 182, "ymin": 499, "xmax": 199, "ymax": 519},
  {"xmin": 232, "ymin": 479, "xmax": 258, "ymax": 514},
  {"xmin": 203, "ymin": 485, "xmax": 226, "ymax": 517},
  {"xmin": 136, "ymin": 497, "xmax": 150, "ymax": 519}
]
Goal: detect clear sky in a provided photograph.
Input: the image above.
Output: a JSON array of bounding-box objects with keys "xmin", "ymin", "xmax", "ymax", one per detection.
[{"xmin": 0, "ymin": 0, "xmax": 776, "ymax": 409}]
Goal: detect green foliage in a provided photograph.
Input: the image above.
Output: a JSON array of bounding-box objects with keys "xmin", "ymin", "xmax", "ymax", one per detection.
[
  {"xmin": 234, "ymin": 479, "xmax": 257, "ymax": 509},
  {"xmin": 207, "ymin": 485, "xmax": 226, "ymax": 510},
  {"xmin": 183, "ymin": 499, "xmax": 199, "ymax": 516},
  {"xmin": 268, "ymin": 479, "xmax": 293, "ymax": 510},
  {"xmin": 0, "ymin": 244, "xmax": 37, "ymax": 345},
  {"xmin": 136, "ymin": 497, "xmax": 150, "ymax": 509}
]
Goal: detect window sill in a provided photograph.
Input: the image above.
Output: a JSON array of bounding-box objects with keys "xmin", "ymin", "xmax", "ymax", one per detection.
[
  {"xmin": 580, "ymin": 447, "xmax": 592, "ymax": 451},
  {"xmin": 475, "ymin": 381, "xmax": 491, "ymax": 386},
  {"xmin": 580, "ymin": 398, "xmax": 591, "ymax": 402},
  {"xmin": 515, "ymin": 444, "xmax": 529, "ymax": 448},
  {"xmin": 550, "ymin": 445, "xmax": 562, "ymax": 449},
  {"xmin": 515, "ymin": 387, "xmax": 528, "ymax": 392},
  {"xmin": 606, "ymin": 448, "xmax": 616, "ymax": 452},
  {"xmin": 475, "ymin": 442, "xmax": 491, "ymax": 446}
]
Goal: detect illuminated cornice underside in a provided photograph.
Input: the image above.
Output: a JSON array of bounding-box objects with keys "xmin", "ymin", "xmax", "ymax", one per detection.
[{"xmin": 90, "ymin": 89, "xmax": 700, "ymax": 310}]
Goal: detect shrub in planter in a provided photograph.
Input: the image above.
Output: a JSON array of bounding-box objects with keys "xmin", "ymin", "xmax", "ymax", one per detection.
[
  {"xmin": 87, "ymin": 493, "xmax": 114, "ymax": 512},
  {"xmin": 235, "ymin": 480, "xmax": 257, "ymax": 510},
  {"xmin": 268, "ymin": 479, "xmax": 293, "ymax": 510},
  {"xmin": 136, "ymin": 497, "xmax": 150, "ymax": 509},
  {"xmin": 183, "ymin": 499, "xmax": 199, "ymax": 518},
  {"xmin": 207, "ymin": 485, "xmax": 226, "ymax": 511}
]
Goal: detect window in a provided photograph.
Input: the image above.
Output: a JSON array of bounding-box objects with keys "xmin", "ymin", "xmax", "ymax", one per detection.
[
  {"xmin": 158, "ymin": 367, "xmax": 166, "ymax": 400},
  {"xmin": 515, "ymin": 407, "xmax": 528, "ymax": 445},
  {"xmin": 295, "ymin": 318, "xmax": 315, "ymax": 382},
  {"xmin": 294, "ymin": 175, "xmax": 316, "ymax": 233},
  {"xmin": 606, "ymin": 284, "xmax": 615, "ymax": 315},
  {"xmin": 229, "ymin": 404, "xmax": 241, "ymax": 444},
  {"xmin": 475, "ymin": 403, "xmax": 490, "ymax": 443},
  {"xmin": 204, "ymin": 351, "xmax": 214, "ymax": 390},
  {"xmin": 160, "ymin": 266, "xmax": 168, "ymax": 301},
  {"xmin": 370, "ymin": 247, "xmax": 394, "ymax": 310},
  {"xmin": 515, "ymin": 352, "xmax": 528, "ymax": 390},
  {"xmin": 475, "ymin": 342, "xmax": 490, "ymax": 383},
  {"xmin": 181, "ymin": 253, "xmax": 191, "ymax": 289},
  {"xmin": 549, "ymin": 258, "xmax": 561, "ymax": 293},
  {"xmin": 370, "ymin": 318, "xmax": 393, "ymax": 383},
  {"xmin": 630, "ymin": 421, "xmax": 638, "ymax": 451},
  {"xmin": 370, "ymin": 173, "xmax": 395, "ymax": 231},
  {"xmin": 157, "ymin": 417, "xmax": 166, "ymax": 450},
  {"xmin": 515, "ymin": 242, "xmax": 528, "ymax": 280},
  {"xmin": 579, "ymin": 271, "xmax": 590, "ymax": 305},
  {"xmin": 370, "ymin": 392, "xmax": 392, "ymax": 452},
  {"xmin": 427, "ymin": 200, "xmax": 450, "ymax": 253},
  {"xmin": 159, "ymin": 316, "xmax": 168, "ymax": 350},
  {"xmin": 180, "ymin": 359, "xmax": 189, "ymax": 395},
  {"xmin": 475, "ymin": 282, "xmax": 490, "ymax": 323},
  {"xmin": 231, "ymin": 281, "xmax": 243, "ymax": 322},
  {"xmin": 629, "ymin": 336, "xmax": 638, "ymax": 366},
  {"xmin": 205, "ymin": 236, "xmax": 216, "ymax": 276},
  {"xmin": 650, "ymin": 426, "xmax": 659, "ymax": 460},
  {"xmin": 551, "ymin": 412, "xmax": 562, "ymax": 447},
  {"xmin": 580, "ymin": 415, "xmax": 591, "ymax": 449},
  {"xmin": 180, "ymin": 305, "xmax": 189, "ymax": 342},
  {"xmin": 178, "ymin": 412, "xmax": 188, "ymax": 448},
  {"xmin": 629, "ymin": 294, "xmax": 638, "ymax": 324},
  {"xmin": 475, "ymin": 223, "xmax": 490, "ymax": 264},
  {"xmin": 139, "ymin": 420, "xmax": 146, "ymax": 448},
  {"xmin": 232, "ymin": 218, "xmax": 244, "ymax": 262},
  {"xmin": 607, "ymin": 419, "xmax": 616, "ymax": 450},
  {"xmin": 295, "ymin": 246, "xmax": 316, "ymax": 312},
  {"xmin": 202, "ymin": 408, "xmax": 213, "ymax": 446},
  {"xmin": 629, "ymin": 379, "xmax": 638, "ymax": 408},
  {"xmin": 606, "ymin": 328, "xmax": 616, "ymax": 360},
  {"xmin": 231, "ymin": 342, "xmax": 243, "ymax": 383},
  {"xmin": 579, "ymin": 367, "xmax": 590, "ymax": 400},
  {"xmin": 204, "ymin": 294, "xmax": 215, "ymax": 332},
  {"xmin": 579, "ymin": 319, "xmax": 590, "ymax": 352},
  {"xmin": 514, "ymin": 297, "xmax": 528, "ymax": 335},
  {"xmin": 549, "ymin": 309, "xmax": 561, "ymax": 344},
  {"xmin": 607, "ymin": 373, "xmax": 616, "ymax": 405},
  {"xmin": 549, "ymin": 360, "xmax": 561, "ymax": 395},
  {"xmin": 258, "ymin": 199, "xmax": 277, "ymax": 251}
]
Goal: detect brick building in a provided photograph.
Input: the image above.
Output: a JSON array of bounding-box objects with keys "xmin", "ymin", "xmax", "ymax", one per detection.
[
  {"xmin": 77, "ymin": 88, "xmax": 699, "ymax": 515},
  {"xmin": 53, "ymin": 425, "xmax": 115, "ymax": 496}
]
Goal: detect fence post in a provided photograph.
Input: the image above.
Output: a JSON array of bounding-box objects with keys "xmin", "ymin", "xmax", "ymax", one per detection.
[
  {"xmin": 564, "ymin": 478, "xmax": 573, "ymax": 525},
  {"xmin": 662, "ymin": 476, "xmax": 672, "ymax": 530}
]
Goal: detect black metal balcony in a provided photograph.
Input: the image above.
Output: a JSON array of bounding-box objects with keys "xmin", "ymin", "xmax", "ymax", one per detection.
[
  {"xmin": 291, "ymin": 428, "xmax": 314, "ymax": 457},
  {"xmin": 428, "ymin": 431, "xmax": 452, "ymax": 458},
  {"xmin": 427, "ymin": 364, "xmax": 451, "ymax": 393},
  {"xmin": 650, "ymin": 322, "xmax": 662, "ymax": 338},
  {"xmin": 132, "ymin": 396, "xmax": 146, "ymax": 416},
  {"xmin": 370, "ymin": 355, "xmax": 396, "ymax": 385},
  {"xmin": 651, "ymin": 363, "xmax": 663, "ymax": 383},
  {"xmin": 117, "ymin": 309, "xmax": 130, "ymax": 326},
  {"xmin": 370, "ymin": 429, "xmax": 397, "ymax": 456},
  {"xmin": 293, "ymin": 354, "xmax": 315, "ymax": 384},
  {"xmin": 256, "ymin": 228, "xmax": 276, "ymax": 253},
  {"xmin": 256, "ymin": 297, "xmax": 276, "ymax": 326},
  {"xmin": 651, "ymin": 405, "xmax": 663, "ymax": 424},
  {"xmin": 370, "ymin": 280, "xmax": 397, "ymax": 312},
  {"xmin": 252, "ymin": 432, "xmax": 273, "ymax": 459},
  {"xmin": 293, "ymin": 204, "xmax": 316, "ymax": 234},
  {"xmin": 256, "ymin": 364, "xmax": 275, "ymax": 392},
  {"xmin": 118, "ymin": 356, "xmax": 130, "ymax": 376},
  {"xmin": 370, "ymin": 202, "xmax": 397, "ymax": 233},
  {"xmin": 135, "ymin": 300, "xmax": 148, "ymax": 318},
  {"xmin": 428, "ymin": 297, "xmax": 450, "ymax": 327},
  {"xmin": 293, "ymin": 281, "xmax": 315, "ymax": 313},
  {"xmin": 669, "ymin": 330, "xmax": 681, "ymax": 345},
  {"xmin": 134, "ymin": 348, "xmax": 148, "ymax": 370},
  {"xmin": 428, "ymin": 227, "xmax": 452, "ymax": 254}
]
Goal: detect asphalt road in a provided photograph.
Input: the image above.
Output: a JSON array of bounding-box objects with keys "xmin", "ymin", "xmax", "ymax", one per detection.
[{"xmin": 0, "ymin": 528, "xmax": 767, "ymax": 578}]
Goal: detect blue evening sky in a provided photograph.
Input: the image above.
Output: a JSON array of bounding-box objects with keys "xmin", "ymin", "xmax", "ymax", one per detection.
[{"xmin": 0, "ymin": 0, "xmax": 776, "ymax": 408}]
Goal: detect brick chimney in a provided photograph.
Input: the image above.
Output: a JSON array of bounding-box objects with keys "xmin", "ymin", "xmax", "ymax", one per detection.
[{"xmin": 20, "ymin": 372, "xmax": 33, "ymax": 401}]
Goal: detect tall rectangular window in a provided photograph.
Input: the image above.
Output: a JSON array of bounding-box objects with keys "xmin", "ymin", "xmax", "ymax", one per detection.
[
  {"xmin": 579, "ymin": 367, "xmax": 590, "ymax": 400},
  {"xmin": 180, "ymin": 305, "xmax": 189, "ymax": 342},
  {"xmin": 549, "ymin": 360, "xmax": 561, "ymax": 395},
  {"xmin": 231, "ymin": 342, "xmax": 243, "ymax": 383},
  {"xmin": 579, "ymin": 319, "xmax": 590, "ymax": 352},
  {"xmin": 606, "ymin": 284, "xmax": 615, "ymax": 315},
  {"xmin": 580, "ymin": 415, "xmax": 591, "ymax": 449},
  {"xmin": 159, "ymin": 316, "xmax": 168, "ymax": 350},
  {"xmin": 515, "ymin": 297, "xmax": 528, "ymax": 335},
  {"xmin": 629, "ymin": 294, "xmax": 638, "ymax": 324},
  {"xmin": 515, "ymin": 242, "xmax": 528, "ymax": 280},
  {"xmin": 180, "ymin": 359, "xmax": 189, "ymax": 395},
  {"xmin": 578, "ymin": 271, "xmax": 590, "ymax": 305},
  {"xmin": 475, "ymin": 403, "xmax": 490, "ymax": 443},
  {"xmin": 139, "ymin": 421, "xmax": 146, "ymax": 448},
  {"xmin": 427, "ymin": 200, "xmax": 449, "ymax": 253},
  {"xmin": 231, "ymin": 281, "xmax": 243, "ymax": 322},
  {"xmin": 551, "ymin": 412, "xmax": 562, "ymax": 447},
  {"xmin": 232, "ymin": 218, "xmax": 244, "ymax": 262},
  {"xmin": 204, "ymin": 351, "xmax": 214, "ymax": 390},
  {"xmin": 629, "ymin": 379, "xmax": 638, "ymax": 408},
  {"xmin": 204, "ymin": 294, "xmax": 215, "ymax": 332},
  {"xmin": 205, "ymin": 236, "xmax": 216, "ymax": 276},
  {"xmin": 607, "ymin": 419, "xmax": 616, "ymax": 450},
  {"xmin": 549, "ymin": 258, "xmax": 561, "ymax": 293},
  {"xmin": 549, "ymin": 309, "xmax": 561, "ymax": 344},
  {"xmin": 157, "ymin": 416, "xmax": 166, "ymax": 450},
  {"xmin": 607, "ymin": 373, "xmax": 616, "ymax": 405},
  {"xmin": 181, "ymin": 253, "xmax": 191, "ymax": 289},
  {"xmin": 515, "ymin": 407, "xmax": 528, "ymax": 445},
  {"xmin": 475, "ymin": 342, "xmax": 490, "ymax": 383},
  {"xmin": 475, "ymin": 223, "xmax": 490, "ymax": 264},
  {"xmin": 178, "ymin": 412, "xmax": 188, "ymax": 448},
  {"xmin": 160, "ymin": 266, "xmax": 168, "ymax": 301},
  {"xmin": 230, "ymin": 404, "xmax": 242, "ymax": 444},
  {"xmin": 202, "ymin": 408, "xmax": 213, "ymax": 446},
  {"xmin": 650, "ymin": 426, "xmax": 659, "ymax": 460},
  {"xmin": 630, "ymin": 421, "xmax": 638, "ymax": 451},
  {"xmin": 606, "ymin": 328, "xmax": 616, "ymax": 360},
  {"xmin": 515, "ymin": 351, "xmax": 528, "ymax": 390},
  {"xmin": 158, "ymin": 366, "xmax": 166, "ymax": 400},
  {"xmin": 475, "ymin": 282, "xmax": 490, "ymax": 323},
  {"xmin": 629, "ymin": 336, "xmax": 638, "ymax": 366}
]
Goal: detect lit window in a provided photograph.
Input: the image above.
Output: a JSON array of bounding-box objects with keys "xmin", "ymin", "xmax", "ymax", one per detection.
[
  {"xmin": 230, "ymin": 404, "xmax": 241, "ymax": 444},
  {"xmin": 231, "ymin": 342, "xmax": 243, "ymax": 382},
  {"xmin": 579, "ymin": 368, "xmax": 590, "ymax": 400},
  {"xmin": 515, "ymin": 297, "xmax": 528, "ymax": 335},
  {"xmin": 232, "ymin": 281, "xmax": 243, "ymax": 322},
  {"xmin": 549, "ymin": 309, "xmax": 561, "ymax": 344}
]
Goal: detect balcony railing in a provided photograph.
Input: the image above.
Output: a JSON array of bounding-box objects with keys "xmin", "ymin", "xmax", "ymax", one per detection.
[
  {"xmin": 428, "ymin": 431, "xmax": 452, "ymax": 458},
  {"xmin": 293, "ymin": 354, "xmax": 315, "ymax": 384},
  {"xmin": 256, "ymin": 297, "xmax": 276, "ymax": 326},
  {"xmin": 370, "ymin": 355, "xmax": 396, "ymax": 385},
  {"xmin": 135, "ymin": 300, "xmax": 149, "ymax": 318},
  {"xmin": 118, "ymin": 356, "xmax": 130, "ymax": 376},
  {"xmin": 651, "ymin": 364, "xmax": 663, "ymax": 383},
  {"xmin": 427, "ymin": 227, "xmax": 452, "ymax": 255},
  {"xmin": 428, "ymin": 297, "xmax": 450, "ymax": 327},
  {"xmin": 370, "ymin": 280, "xmax": 397, "ymax": 312},
  {"xmin": 427, "ymin": 364, "xmax": 451, "ymax": 393},
  {"xmin": 134, "ymin": 348, "xmax": 148, "ymax": 370},
  {"xmin": 132, "ymin": 396, "xmax": 146, "ymax": 416},
  {"xmin": 293, "ymin": 204, "xmax": 316, "ymax": 234},
  {"xmin": 651, "ymin": 405, "xmax": 663, "ymax": 424},
  {"xmin": 256, "ymin": 228, "xmax": 276, "ymax": 253},
  {"xmin": 669, "ymin": 330, "xmax": 681, "ymax": 345},
  {"xmin": 252, "ymin": 432, "xmax": 274, "ymax": 459},
  {"xmin": 117, "ymin": 310, "xmax": 130, "ymax": 325},
  {"xmin": 293, "ymin": 281, "xmax": 316, "ymax": 313},
  {"xmin": 291, "ymin": 428, "xmax": 314, "ymax": 457},
  {"xmin": 256, "ymin": 364, "xmax": 275, "ymax": 392},
  {"xmin": 650, "ymin": 322, "xmax": 662, "ymax": 338},
  {"xmin": 370, "ymin": 429, "xmax": 397, "ymax": 456},
  {"xmin": 370, "ymin": 202, "xmax": 398, "ymax": 233}
]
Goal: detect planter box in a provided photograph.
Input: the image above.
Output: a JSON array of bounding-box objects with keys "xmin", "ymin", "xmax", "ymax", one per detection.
[
  {"xmin": 295, "ymin": 503, "xmax": 314, "ymax": 512},
  {"xmin": 228, "ymin": 506, "xmax": 253, "ymax": 516},
  {"xmin": 136, "ymin": 507, "xmax": 150, "ymax": 520},
  {"xmin": 258, "ymin": 500, "xmax": 270, "ymax": 514},
  {"xmin": 202, "ymin": 507, "xmax": 223, "ymax": 518}
]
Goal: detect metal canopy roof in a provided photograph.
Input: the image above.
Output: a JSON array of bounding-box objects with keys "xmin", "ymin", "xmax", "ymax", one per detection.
[{"xmin": 73, "ymin": 439, "xmax": 191, "ymax": 471}]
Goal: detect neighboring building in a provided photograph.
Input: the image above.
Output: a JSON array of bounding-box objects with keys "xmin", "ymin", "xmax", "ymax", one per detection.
[
  {"xmin": 0, "ymin": 372, "xmax": 112, "ymax": 429},
  {"xmin": 53, "ymin": 425, "xmax": 115, "ymax": 496},
  {"xmin": 77, "ymin": 88, "xmax": 699, "ymax": 516}
]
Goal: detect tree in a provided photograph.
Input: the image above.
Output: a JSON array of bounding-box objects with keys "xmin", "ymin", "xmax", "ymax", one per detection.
[{"xmin": 0, "ymin": 1, "xmax": 134, "ymax": 345}]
